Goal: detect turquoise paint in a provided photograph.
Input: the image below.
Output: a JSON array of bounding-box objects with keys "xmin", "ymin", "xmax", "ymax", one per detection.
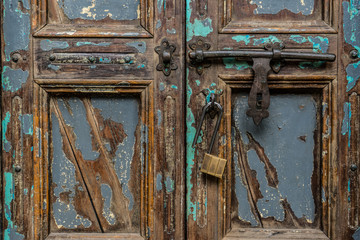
[
  {"xmin": 24, "ymin": 188, "xmax": 28, "ymax": 195},
  {"xmin": 3, "ymin": 112, "xmax": 12, "ymax": 152},
  {"xmin": 157, "ymin": 0, "xmax": 164, "ymax": 13},
  {"xmin": 171, "ymin": 85, "xmax": 178, "ymax": 89},
  {"xmin": 253, "ymin": 35, "xmax": 281, "ymax": 46},
  {"xmin": 289, "ymin": 35, "xmax": 307, "ymax": 44},
  {"xmin": 99, "ymin": 57, "xmax": 112, "ymax": 63},
  {"xmin": 223, "ymin": 58, "xmax": 251, "ymax": 70},
  {"xmin": 156, "ymin": 173, "xmax": 163, "ymax": 191},
  {"xmin": 4, "ymin": 172, "xmax": 25, "ymax": 240},
  {"xmin": 195, "ymin": 80, "xmax": 201, "ymax": 86},
  {"xmin": 137, "ymin": 64, "xmax": 145, "ymax": 69},
  {"xmin": 341, "ymin": 102, "xmax": 351, "ymax": 147},
  {"xmin": 186, "ymin": 0, "xmax": 213, "ymax": 41},
  {"xmin": 76, "ymin": 42, "xmax": 111, "ymax": 47},
  {"xmin": 2, "ymin": 66, "xmax": 29, "ymax": 93},
  {"xmin": 167, "ymin": 28, "xmax": 176, "ymax": 34},
  {"xmin": 3, "ymin": 0, "xmax": 31, "ymax": 61},
  {"xmin": 165, "ymin": 176, "xmax": 174, "ymax": 193},
  {"xmin": 346, "ymin": 60, "xmax": 360, "ymax": 92},
  {"xmin": 48, "ymin": 64, "xmax": 60, "ymax": 71},
  {"xmin": 21, "ymin": 114, "xmax": 33, "ymax": 135},
  {"xmin": 40, "ymin": 40, "xmax": 69, "ymax": 51},
  {"xmin": 232, "ymin": 35, "xmax": 254, "ymax": 45},
  {"xmin": 348, "ymin": 179, "xmax": 351, "ymax": 202},
  {"xmin": 186, "ymin": 68, "xmax": 197, "ymax": 221}
]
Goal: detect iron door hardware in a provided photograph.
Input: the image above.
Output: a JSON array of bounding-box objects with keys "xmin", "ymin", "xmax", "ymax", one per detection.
[
  {"xmin": 155, "ymin": 39, "xmax": 178, "ymax": 76},
  {"xmin": 188, "ymin": 39, "xmax": 336, "ymax": 125},
  {"xmin": 192, "ymin": 93, "xmax": 227, "ymax": 178}
]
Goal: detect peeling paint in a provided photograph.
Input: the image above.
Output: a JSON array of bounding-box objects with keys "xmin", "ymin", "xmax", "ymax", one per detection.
[
  {"xmin": 58, "ymin": 0, "xmax": 139, "ymax": 20},
  {"xmin": 101, "ymin": 184, "xmax": 116, "ymax": 225},
  {"xmin": 249, "ymin": 0, "xmax": 314, "ymax": 15},
  {"xmin": 48, "ymin": 64, "xmax": 61, "ymax": 71},
  {"xmin": 232, "ymin": 35, "xmax": 254, "ymax": 45},
  {"xmin": 165, "ymin": 177, "xmax": 174, "ymax": 193},
  {"xmin": 126, "ymin": 41, "xmax": 147, "ymax": 53},
  {"xmin": 156, "ymin": 173, "xmax": 163, "ymax": 191},
  {"xmin": 3, "ymin": 112, "xmax": 12, "ymax": 152},
  {"xmin": 92, "ymin": 97, "xmax": 139, "ymax": 210},
  {"xmin": 157, "ymin": 110, "xmax": 162, "ymax": 127},
  {"xmin": 3, "ymin": 0, "xmax": 31, "ymax": 61},
  {"xmin": 171, "ymin": 85, "xmax": 178, "ymax": 89},
  {"xmin": 167, "ymin": 28, "xmax": 176, "ymax": 34},
  {"xmin": 58, "ymin": 98, "xmax": 100, "ymax": 161},
  {"xmin": 186, "ymin": 0, "xmax": 213, "ymax": 41},
  {"xmin": 233, "ymin": 93, "xmax": 316, "ymax": 223},
  {"xmin": 353, "ymin": 228, "xmax": 360, "ymax": 240},
  {"xmin": 21, "ymin": 114, "xmax": 33, "ymax": 135},
  {"xmin": 52, "ymin": 114, "xmax": 92, "ymax": 229},
  {"xmin": 40, "ymin": 40, "xmax": 69, "ymax": 51},
  {"xmin": 159, "ymin": 82, "xmax": 165, "ymax": 91},
  {"xmin": 156, "ymin": 19, "xmax": 162, "ymax": 29},
  {"xmin": 346, "ymin": 61, "xmax": 360, "ymax": 92},
  {"xmin": 75, "ymin": 42, "xmax": 111, "ymax": 47},
  {"xmin": 2, "ymin": 66, "xmax": 29, "ymax": 93},
  {"xmin": 341, "ymin": 102, "xmax": 351, "ymax": 147},
  {"xmin": 4, "ymin": 172, "xmax": 25, "ymax": 240},
  {"xmin": 186, "ymin": 68, "xmax": 197, "ymax": 221}
]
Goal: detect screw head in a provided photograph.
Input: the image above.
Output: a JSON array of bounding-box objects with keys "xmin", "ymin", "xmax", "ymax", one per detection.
[
  {"xmin": 14, "ymin": 166, "xmax": 21, "ymax": 172},
  {"xmin": 350, "ymin": 50, "xmax": 359, "ymax": 59},
  {"xmin": 350, "ymin": 164, "xmax": 358, "ymax": 171},
  {"xmin": 49, "ymin": 55, "xmax": 56, "ymax": 61},
  {"xmin": 12, "ymin": 54, "xmax": 20, "ymax": 62},
  {"xmin": 88, "ymin": 56, "xmax": 96, "ymax": 63},
  {"xmin": 124, "ymin": 56, "xmax": 131, "ymax": 63}
]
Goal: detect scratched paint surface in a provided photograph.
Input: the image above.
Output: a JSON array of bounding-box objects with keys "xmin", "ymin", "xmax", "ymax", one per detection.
[
  {"xmin": 51, "ymin": 113, "xmax": 93, "ymax": 229},
  {"xmin": 343, "ymin": 1, "xmax": 360, "ymax": 92},
  {"xmin": 51, "ymin": 96, "xmax": 140, "ymax": 230},
  {"xmin": 57, "ymin": 0, "xmax": 139, "ymax": 20},
  {"xmin": 249, "ymin": 0, "xmax": 314, "ymax": 15},
  {"xmin": 186, "ymin": 0, "xmax": 213, "ymax": 41},
  {"xmin": 232, "ymin": 93, "xmax": 317, "ymax": 226}
]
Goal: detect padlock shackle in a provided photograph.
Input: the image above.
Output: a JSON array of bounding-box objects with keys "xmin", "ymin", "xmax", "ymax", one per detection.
[{"xmin": 192, "ymin": 100, "xmax": 223, "ymax": 154}]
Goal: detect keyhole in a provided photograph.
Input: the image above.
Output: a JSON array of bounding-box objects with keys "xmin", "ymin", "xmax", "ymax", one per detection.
[{"xmin": 256, "ymin": 93, "xmax": 262, "ymax": 109}]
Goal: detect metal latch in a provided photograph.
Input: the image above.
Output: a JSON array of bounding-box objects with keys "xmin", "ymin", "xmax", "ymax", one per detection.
[
  {"xmin": 188, "ymin": 38, "xmax": 336, "ymax": 125},
  {"xmin": 155, "ymin": 39, "xmax": 178, "ymax": 76}
]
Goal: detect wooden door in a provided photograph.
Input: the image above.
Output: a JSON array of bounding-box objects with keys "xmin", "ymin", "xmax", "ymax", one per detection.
[
  {"xmin": 1, "ymin": 0, "xmax": 360, "ymax": 240},
  {"xmin": 185, "ymin": 0, "xmax": 359, "ymax": 239},
  {"xmin": 1, "ymin": 0, "xmax": 185, "ymax": 239}
]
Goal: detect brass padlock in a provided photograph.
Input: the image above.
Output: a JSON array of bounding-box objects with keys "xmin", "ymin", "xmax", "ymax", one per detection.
[
  {"xmin": 192, "ymin": 93, "xmax": 227, "ymax": 178},
  {"xmin": 201, "ymin": 154, "xmax": 227, "ymax": 178}
]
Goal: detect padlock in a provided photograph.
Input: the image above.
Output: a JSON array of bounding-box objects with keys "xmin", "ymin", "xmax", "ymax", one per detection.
[{"xmin": 192, "ymin": 93, "xmax": 227, "ymax": 178}]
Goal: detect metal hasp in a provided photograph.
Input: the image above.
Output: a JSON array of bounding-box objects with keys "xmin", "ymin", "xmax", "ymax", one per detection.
[
  {"xmin": 189, "ymin": 39, "xmax": 336, "ymax": 125},
  {"xmin": 155, "ymin": 39, "xmax": 178, "ymax": 76}
]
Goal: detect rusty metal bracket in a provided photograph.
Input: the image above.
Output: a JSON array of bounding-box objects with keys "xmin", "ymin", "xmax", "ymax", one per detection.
[
  {"xmin": 188, "ymin": 37, "xmax": 211, "ymax": 75},
  {"xmin": 155, "ymin": 39, "xmax": 178, "ymax": 76}
]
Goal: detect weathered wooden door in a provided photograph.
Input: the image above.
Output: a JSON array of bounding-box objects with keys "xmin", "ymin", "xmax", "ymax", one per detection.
[{"xmin": 1, "ymin": 0, "xmax": 359, "ymax": 239}]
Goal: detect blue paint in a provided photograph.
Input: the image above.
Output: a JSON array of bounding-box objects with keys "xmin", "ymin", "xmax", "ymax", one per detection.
[
  {"xmin": 290, "ymin": 35, "xmax": 308, "ymax": 44},
  {"xmin": 341, "ymin": 102, "xmax": 352, "ymax": 147},
  {"xmin": 58, "ymin": 98, "xmax": 100, "ymax": 161},
  {"xmin": 165, "ymin": 176, "xmax": 174, "ymax": 193},
  {"xmin": 20, "ymin": 114, "xmax": 33, "ymax": 135},
  {"xmin": 186, "ymin": 0, "xmax": 213, "ymax": 41},
  {"xmin": 51, "ymin": 114, "xmax": 92, "ymax": 229},
  {"xmin": 4, "ymin": 172, "xmax": 25, "ymax": 240},
  {"xmin": 156, "ymin": 19, "xmax": 162, "ymax": 29},
  {"xmin": 249, "ymin": 0, "xmax": 314, "ymax": 15},
  {"xmin": 233, "ymin": 93, "xmax": 317, "ymax": 222},
  {"xmin": 346, "ymin": 61, "xmax": 360, "ymax": 92},
  {"xmin": 157, "ymin": 0, "xmax": 164, "ymax": 13},
  {"xmin": 157, "ymin": 110, "xmax": 162, "ymax": 127},
  {"xmin": 76, "ymin": 42, "xmax": 111, "ymax": 47},
  {"xmin": 343, "ymin": 1, "xmax": 360, "ymax": 54},
  {"xmin": 92, "ymin": 97, "xmax": 139, "ymax": 210},
  {"xmin": 24, "ymin": 188, "xmax": 28, "ymax": 195},
  {"xmin": 353, "ymin": 228, "xmax": 360, "ymax": 240},
  {"xmin": 156, "ymin": 173, "xmax": 163, "ymax": 191},
  {"xmin": 232, "ymin": 35, "xmax": 254, "ymax": 45},
  {"xmin": 58, "ymin": 0, "xmax": 139, "ymax": 20},
  {"xmin": 2, "ymin": 66, "xmax": 29, "ymax": 93},
  {"xmin": 348, "ymin": 179, "xmax": 352, "ymax": 202},
  {"xmin": 253, "ymin": 35, "xmax": 281, "ymax": 46},
  {"xmin": 137, "ymin": 64, "xmax": 145, "ymax": 69},
  {"xmin": 167, "ymin": 28, "xmax": 176, "ymax": 34},
  {"xmin": 3, "ymin": 0, "xmax": 31, "ymax": 61},
  {"xmin": 3, "ymin": 112, "xmax": 12, "ymax": 152},
  {"xmin": 171, "ymin": 85, "xmax": 178, "ymax": 89},
  {"xmin": 48, "ymin": 64, "xmax": 60, "ymax": 71},
  {"xmin": 126, "ymin": 41, "xmax": 147, "ymax": 53},
  {"xmin": 40, "ymin": 40, "xmax": 69, "ymax": 51},
  {"xmin": 99, "ymin": 57, "xmax": 112, "ymax": 64},
  {"xmin": 101, "ymin": 184, "xmax": 116, "ymax": 225},
  {"xmin": 159, "ymin": 82, "xmax": 165, "ymax": 91},
  {"xmin": 233, "ymin": 151, "xmax": 258, "ymax": 225}
]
